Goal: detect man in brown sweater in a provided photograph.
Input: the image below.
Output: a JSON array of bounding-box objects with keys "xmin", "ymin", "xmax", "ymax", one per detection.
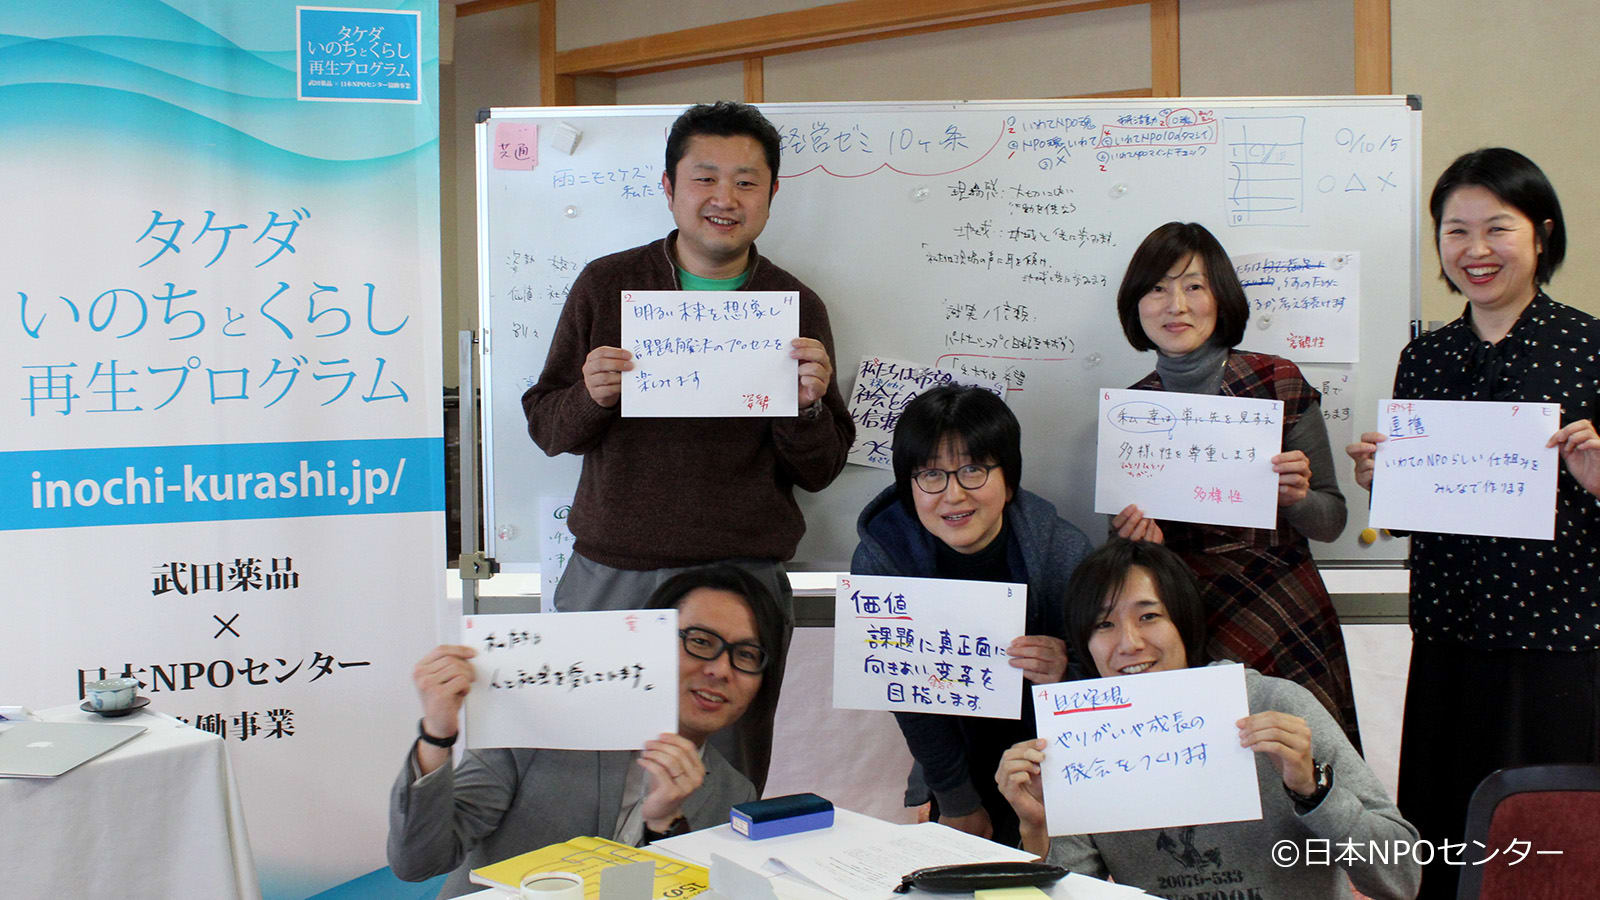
[{"xmin": 520, "ymin": 101, "xmax": 854, "ymax": 788}]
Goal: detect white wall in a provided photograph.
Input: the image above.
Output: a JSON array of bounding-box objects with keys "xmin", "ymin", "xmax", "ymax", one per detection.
[
  {"xmin": 761, "ymin": 5, "xmax": 1149, "ymax": 102},
  {"xmin": 1180, "ymin": 0, "xmax": 1353, "ymax": 96},
  {"xmin": 440, "ymin": 4, "xmax": 542, "ymax": 386},
  {"xmin": 1392, "ymin": 0, "xmax": 1600, "ymax": 323}
]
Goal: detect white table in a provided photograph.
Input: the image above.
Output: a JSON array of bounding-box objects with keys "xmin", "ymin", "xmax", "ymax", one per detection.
[
  {"xmin": 0, "ymin": 703, "xmax": 260, "ymax": 899},
  {"xmin": 458, "ymin": 810, "xmax": 1148, "ymax": 900}
]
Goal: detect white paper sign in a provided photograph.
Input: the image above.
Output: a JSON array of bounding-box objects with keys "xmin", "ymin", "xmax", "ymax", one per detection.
[
  {"xmin": 845, "ymin": 356, "xmax": 1005, "ymax": 469},
  {"xmin": 538, "ymin": 495, "xmax": 576, "ymax": 609},
  {"xmin": 619, "ymin": 290, "xmax": 798, "ymax": 417},
  {"xmin": 1367, "ymin": 398, "xmax": 1560, "ymax": 539},
  {"xmin": 1032, "ymin": 664, "xmax": 1260, "ymax": 836},
  {"xmin": 1094, "ymin": 388, "xmax": 1284, "ymax": 529},
  {"xmin": 1234, "ymin": 251, "xmax": 1360, "ymax": 363},
  {"xmin": 832, "ymin": 574, "xmax": 1026, "ymax": 719},
  {"xmin": 462, "ymin": 610, "xmax": 677, "ymax": 750},
  {"xmin": 1299, "ymin": 364, "xmax": 1356, "ymax": 449}
]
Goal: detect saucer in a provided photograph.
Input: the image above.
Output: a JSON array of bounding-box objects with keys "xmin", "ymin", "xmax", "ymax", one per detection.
[{"xmin": 81, "ymin": 696, "xmax": 151, "ymax": 718}]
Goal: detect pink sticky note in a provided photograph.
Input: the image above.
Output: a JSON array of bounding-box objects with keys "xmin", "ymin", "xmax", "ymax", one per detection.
[{"xmin": 493, "ymin": 122, "xmax": 538, "ymax": 171}]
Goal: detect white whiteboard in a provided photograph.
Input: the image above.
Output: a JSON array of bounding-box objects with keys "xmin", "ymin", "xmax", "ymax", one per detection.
[{"xmin": 477, "ymin": 98, "xmax": 1421, "ymax": 571}]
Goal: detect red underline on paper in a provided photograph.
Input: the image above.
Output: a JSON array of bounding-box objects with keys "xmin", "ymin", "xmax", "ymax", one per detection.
[
  {"xmin": 1386, "ymin": 435, "xmax": 1429, "ymax": 441},
  {"xmin": 855, "ymin": 615, "xmax": 915, "ymax": 620},
  {"xmin": 1053, "ymin": 702, "xmax": 1133, "ymax": 715}
]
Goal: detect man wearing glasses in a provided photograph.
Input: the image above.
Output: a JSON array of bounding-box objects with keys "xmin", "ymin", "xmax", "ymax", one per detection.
[{"xmin": 390, "ymin": 566, "xmax": 784, "ymax": 898}]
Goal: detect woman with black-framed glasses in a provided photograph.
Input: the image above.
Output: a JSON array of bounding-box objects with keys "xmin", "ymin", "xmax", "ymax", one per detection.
[{"xmin": 851, "ymin": 384, "xmax": 1092, "ymax": 847}]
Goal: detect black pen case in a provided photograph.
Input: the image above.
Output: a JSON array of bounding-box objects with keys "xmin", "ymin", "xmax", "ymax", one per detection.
[{"xmin": 894, "ymin": 860, "xmax": 1069, "ymax": 893}]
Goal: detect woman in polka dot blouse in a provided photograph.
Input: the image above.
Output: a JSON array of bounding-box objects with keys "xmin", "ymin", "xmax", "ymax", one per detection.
[{"xmin": 1347, "ymin": 147, "xmax": 1600, "ymax": 899}]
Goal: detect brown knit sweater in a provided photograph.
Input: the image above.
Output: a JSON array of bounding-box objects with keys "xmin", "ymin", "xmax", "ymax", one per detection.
[{"xmin": 520, "ymin": 233, "xmax": 854, "ymax": 569}]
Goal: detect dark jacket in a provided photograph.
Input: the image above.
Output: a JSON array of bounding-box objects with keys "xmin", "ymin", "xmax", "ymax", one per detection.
[{"xmin": 851, "ymin": 485, "xmax": 1091, "ymax": 814}]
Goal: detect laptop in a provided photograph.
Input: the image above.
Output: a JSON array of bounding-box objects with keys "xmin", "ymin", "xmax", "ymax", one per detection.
[{"xmin": 0, "ymin": 721, "xmax": 147, "ymax": 778}]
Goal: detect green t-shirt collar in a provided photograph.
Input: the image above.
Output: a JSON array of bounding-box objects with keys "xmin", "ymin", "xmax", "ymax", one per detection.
[{"xmin": 676, "ymin": 266, "xmax": 752, "ymax": 291}]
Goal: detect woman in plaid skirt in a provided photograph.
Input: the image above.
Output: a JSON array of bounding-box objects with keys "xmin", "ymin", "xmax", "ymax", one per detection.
[{"xmin": 1108, "ymin": 222, "xmax": 1360, "ymax": 749}]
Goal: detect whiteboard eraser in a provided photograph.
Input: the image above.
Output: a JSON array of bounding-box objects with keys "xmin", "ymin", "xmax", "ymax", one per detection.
[
  {"xmin": 551, "ymin": 122, "xmax": 582, "ymax": 155},
  {"xmin": 730, "ymin": 793, "xmax": 833, "ymax": 839}
]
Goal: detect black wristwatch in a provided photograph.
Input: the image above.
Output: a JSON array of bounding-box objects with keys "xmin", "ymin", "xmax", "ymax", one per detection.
[
  {"xmin": 641, "ymin": 815, "xmax": 690, "ymax": 845},
  {"xmin": 417, "ymin": 718, "xmax": 458, "ymax": 749},
  {"xmin": 1286, "ymin": 759, "xmax": 1333, "ymax": 812}
]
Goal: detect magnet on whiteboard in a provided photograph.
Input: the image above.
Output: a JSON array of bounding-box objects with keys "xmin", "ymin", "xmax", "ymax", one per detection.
[
  {"xmin": 550, "ymin": 122, "xmax": 582, "ymax": 155},
  {"xmin": 1331, "ymin": 254, "xmax": 1350, "ymax": 270},
  {"xmin": 1358, "ymin": 527, "xmax": 1378, "ymax": 545},
  {"xmin": 497, "ymin": 524, "xmax": 519, "ymax": 541},
  {"xmin": 1108, "ymin": 182, "xmax": 1129, "ymax": 198},
  {"xmin": 910, "ymin": 186, "xmax": 930, "ymax": 201},
  {"xmin": 1083, "ymin": 352, "xmax": 1103, "ymax": 368},
  {"xmin": 1256, "ymin": 313, "xmax": 1273, "ymax": 329},
  {"xmin": 563, "ymin": 205, "xmax": 580, "ymax": 219}
]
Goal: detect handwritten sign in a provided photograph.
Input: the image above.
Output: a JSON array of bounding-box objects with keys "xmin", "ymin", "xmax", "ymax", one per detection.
[
  {"xmin": 1093, "ymin": 388, "xmax": 1283, "ymax": 529},
  {"xmin": 1234, "ymin": 251, "xmax": 1361, "ymax": 363},
  {"xmin": 832, "ymin": 574, "xmax": 1025, "ymax": 719},
  {"xmin": 492, "ymin": 121, "xmax": 538, "ymax": 171},
  {"xmin": 845, "ymin": 356, "xmax": 1005, "ymax": 469},
  {"xmin": 1032, "ymin": 664, "xmax": 1259, "ymax": 836},
  {"xmin": 1367, "ymin": 398, "xmax": 1559, "ymax": 539},
  {"xmin": 619, "ymin": 290, "xmax": 799, "ymax": 417},
  {"xmin": 538, "ymin": 494, "xmax": 576, "ymax": 609},
  {"xmin": 462, "ymin": 610, "xmax": 677, "ymax": 750}
]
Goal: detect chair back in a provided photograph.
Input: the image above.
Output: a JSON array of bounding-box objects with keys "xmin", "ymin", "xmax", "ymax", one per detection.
[{"xmin": 1457, "ymin": 764, "xmax": 1600, "ymax": 900}]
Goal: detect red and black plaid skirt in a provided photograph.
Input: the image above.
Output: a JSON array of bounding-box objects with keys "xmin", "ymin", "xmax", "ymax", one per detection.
[{"xmin": 1174, "ymin": 535, "xmax": 1362, "ymax": 751}]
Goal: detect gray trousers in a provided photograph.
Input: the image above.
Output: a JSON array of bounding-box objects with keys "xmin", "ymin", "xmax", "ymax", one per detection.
[{"xmin": 552, "ymin": 552, "xmax": 794, "ymax": 793}]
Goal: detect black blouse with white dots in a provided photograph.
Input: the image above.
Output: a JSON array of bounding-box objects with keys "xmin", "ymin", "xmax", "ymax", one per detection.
[{"xmin": 1393, "ymin": 293, "xmax": 1600, "ymax": 650}]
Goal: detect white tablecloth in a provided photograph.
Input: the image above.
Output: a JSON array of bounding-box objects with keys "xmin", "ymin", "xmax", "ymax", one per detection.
[{"xmin": 0, "ymin": 703, "xmax": 260, "ymax": 899}]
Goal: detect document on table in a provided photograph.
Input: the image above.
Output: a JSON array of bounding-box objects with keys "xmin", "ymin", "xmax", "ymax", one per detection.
[
  {"xmin": 1367, "ymin": 398, "xmax": 1559, "ymax": 539},
  {"xmin": 653, "ymin": 809, "xmax": 1035, "ymax": 899},
  {"xmin": 780, "ymin": 821, "xmax": 1039, "ymax": 899},
  {"xmin": 1032, "ymin": 664, "xmax": 1260, "ymax": 836},
  {"xmin": 461, "ymin": 609, "xmax": 677, "ymax": 750},
  {"xmin": 1093, "ymin": 388, "xmax": 1283, "ymax": 529},
  {"xmin": 620, "ymin": 289, "xmax": 799, "ymax": 417},
  {"xmin": 1056, "ymin": 873, "xmax": 1160, "ymax": 898}
]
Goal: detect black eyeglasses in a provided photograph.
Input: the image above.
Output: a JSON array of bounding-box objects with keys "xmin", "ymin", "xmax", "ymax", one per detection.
[
  {"xmin": 679, "ymin": 626, "xmax": 769, "ymax": 674},
  {"xmin": 911, "ymin": 463, "xmax": 998, "ymax": 493}
]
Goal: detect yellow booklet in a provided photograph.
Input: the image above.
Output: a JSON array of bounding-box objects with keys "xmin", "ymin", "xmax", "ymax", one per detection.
[{"xmin": 469, "ymin": 836, "xmax": 710, "ymax": 899}]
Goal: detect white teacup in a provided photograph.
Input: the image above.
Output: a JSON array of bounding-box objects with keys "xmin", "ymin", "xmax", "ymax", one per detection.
[
  {"xmin": 519, "ymin": 872, "xmax": 583, "ymax": 900},
  {"xmin": 85, "ymin": 677, "xmax": 139, "ymax": 711}
]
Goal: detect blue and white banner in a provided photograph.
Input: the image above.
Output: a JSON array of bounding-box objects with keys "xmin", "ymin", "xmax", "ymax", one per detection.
[{"xmin": 1, "ymin": 3, "xmax": 442, "ymax": 897}]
